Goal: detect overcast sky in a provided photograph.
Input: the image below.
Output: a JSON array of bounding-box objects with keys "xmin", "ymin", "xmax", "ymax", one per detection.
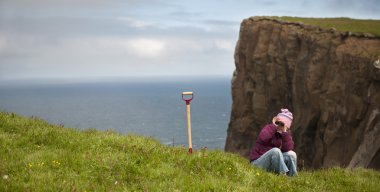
[{"xmin": 1, "ymin": 0, "xmax": 379, "ymax": 80}]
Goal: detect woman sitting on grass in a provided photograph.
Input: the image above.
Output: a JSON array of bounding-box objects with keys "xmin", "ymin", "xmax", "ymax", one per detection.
[{"xmin": 249, "ymin": 108, "xmax": 298, "ymax": 176}]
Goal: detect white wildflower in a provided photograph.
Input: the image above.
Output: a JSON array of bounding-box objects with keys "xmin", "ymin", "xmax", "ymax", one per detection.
[{"xmin": 3, "ymin": 175, "xmax": 9, "ymax": 180}]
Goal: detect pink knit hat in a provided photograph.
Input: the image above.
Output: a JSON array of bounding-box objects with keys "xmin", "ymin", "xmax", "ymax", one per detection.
[{"xmin": 272, "ymin": 108, "xmax": 293, "ymax": 129}]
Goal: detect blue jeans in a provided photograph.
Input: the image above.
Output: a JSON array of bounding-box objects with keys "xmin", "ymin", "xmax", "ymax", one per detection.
[{"xmin": 251, "ymin": 148, "xmax": 298, "ymax": 176}]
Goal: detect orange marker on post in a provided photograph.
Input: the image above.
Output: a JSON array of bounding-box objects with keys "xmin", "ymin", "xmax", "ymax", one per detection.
[{"xmin": 182, "ymin": 91, "xmax": 194, "ymax": 154}]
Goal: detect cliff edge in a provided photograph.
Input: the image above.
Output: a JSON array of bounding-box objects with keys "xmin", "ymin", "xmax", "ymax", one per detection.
[{"xmin": 225, "ymin": 16, "xmax": 380, "ymax": 170}]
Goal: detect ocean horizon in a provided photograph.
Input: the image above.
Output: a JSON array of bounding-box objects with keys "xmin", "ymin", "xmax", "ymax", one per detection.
[{"xmin": 0, "ymin": 76, "xmax": 232, "ymax": 150}]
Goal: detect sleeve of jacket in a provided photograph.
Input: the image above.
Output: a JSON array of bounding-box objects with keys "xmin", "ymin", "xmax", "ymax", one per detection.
[
  {"xmin": 257, "ymin": 124, "xmax": 275, "ymax": 144},
  {"xmin": 272, "ymin": 132, "xmax": 283, "ymax": 148},
  {"xmin": 259, "ymin": 124, "xmax": 282, "ymax": 148},
  {"xmin": 281, "ymin": 131, "xmax": 294, "ymax": 152}
]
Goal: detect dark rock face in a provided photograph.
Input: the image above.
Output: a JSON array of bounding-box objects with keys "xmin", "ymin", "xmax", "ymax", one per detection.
[{"xmin": 225, "ymin": 17, "xmax": 380, "ymax": 170}]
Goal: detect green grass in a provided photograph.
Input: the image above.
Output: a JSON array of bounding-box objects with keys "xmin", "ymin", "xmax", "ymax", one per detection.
[
  {"xmin": 1, "ymin": 112, "xmax": 380, "ymax": 191},
  {"xmin": 270, "ymin": 16, "xmax": 380, "ymax": 37}
]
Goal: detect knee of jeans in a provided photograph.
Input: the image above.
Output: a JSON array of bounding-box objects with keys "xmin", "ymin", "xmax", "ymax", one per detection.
[
  {"xmin": 287, "ymin": 150, "xmax": 297, "ymax": 160},
  {"xmin": 270, "ymin": 147, "xmax": 282, "ymax": 155}
]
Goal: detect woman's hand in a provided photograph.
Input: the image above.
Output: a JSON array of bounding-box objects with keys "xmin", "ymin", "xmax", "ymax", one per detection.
[{"xmin": 276, "ymin": 123, "xmax": 288, "ymax": 133}]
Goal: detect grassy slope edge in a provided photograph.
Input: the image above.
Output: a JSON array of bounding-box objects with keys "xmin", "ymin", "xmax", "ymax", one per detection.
[
  {"xmin": 1, "ymin": 112, "xmax": 379, "ymax": 191},
  {"xmin": 271, "ymin": 16, "xmax": 380, "ymax": 37}
]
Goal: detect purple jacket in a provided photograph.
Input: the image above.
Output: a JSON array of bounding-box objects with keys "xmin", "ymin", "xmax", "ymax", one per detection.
[{"xmin": 249, "ymin": 124, "xmax": 294, "ymax": 161}]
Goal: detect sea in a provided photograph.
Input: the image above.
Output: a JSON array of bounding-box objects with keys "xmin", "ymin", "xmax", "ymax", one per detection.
[{"xmin": 0, "ymin": 76, "xmax": 232, "ymax": 150}]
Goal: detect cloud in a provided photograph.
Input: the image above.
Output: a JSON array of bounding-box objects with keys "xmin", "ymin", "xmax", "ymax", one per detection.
[
  {"xmin": 128, "ymin": 38, "xmax": 166, "ymax": 58},
  {"xmin": 0, "ymin": 31, "xmax": 236, "ymax": 79},
  {"xmin": 1, "ymin": 0, "xmax": 126, "ymax": 8},
  {"xmin": 1, "ymin": 0, "xmax": 379, "ymax": 80},
  {"xmin": 115, "ymin": 17, "xmax": 155, "ymax": 28},
  {"xmin": 0, "ymin": 37, "xmax": 7, "ymax": 52},
  {"xmin": 213, "ymin": 39, "xmax": 235, "ymax": 51}
]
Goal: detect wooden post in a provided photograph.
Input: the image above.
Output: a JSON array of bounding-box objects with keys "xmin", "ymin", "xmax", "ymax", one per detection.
[
  {"xmin": 186, "ymin": 102, "xmax": 192, "ymax": 154},
  {"xmin": 182, "ymin": 92, "xmax": 194, "ymax": 154}
]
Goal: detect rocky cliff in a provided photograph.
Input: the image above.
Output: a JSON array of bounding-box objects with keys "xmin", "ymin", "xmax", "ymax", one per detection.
[{"xmin": 225, "ymin": 17, "xmax": 380, "ymax": 170}]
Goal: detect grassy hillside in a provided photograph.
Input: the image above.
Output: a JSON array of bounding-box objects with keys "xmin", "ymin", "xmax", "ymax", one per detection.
[
  {"xmin": 271, "ymin": 16, "xmax": 380, "ymax": 37},
  {"xmin": 1, "ymin": 112, "xmax": 380, "ymax": 191}
]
